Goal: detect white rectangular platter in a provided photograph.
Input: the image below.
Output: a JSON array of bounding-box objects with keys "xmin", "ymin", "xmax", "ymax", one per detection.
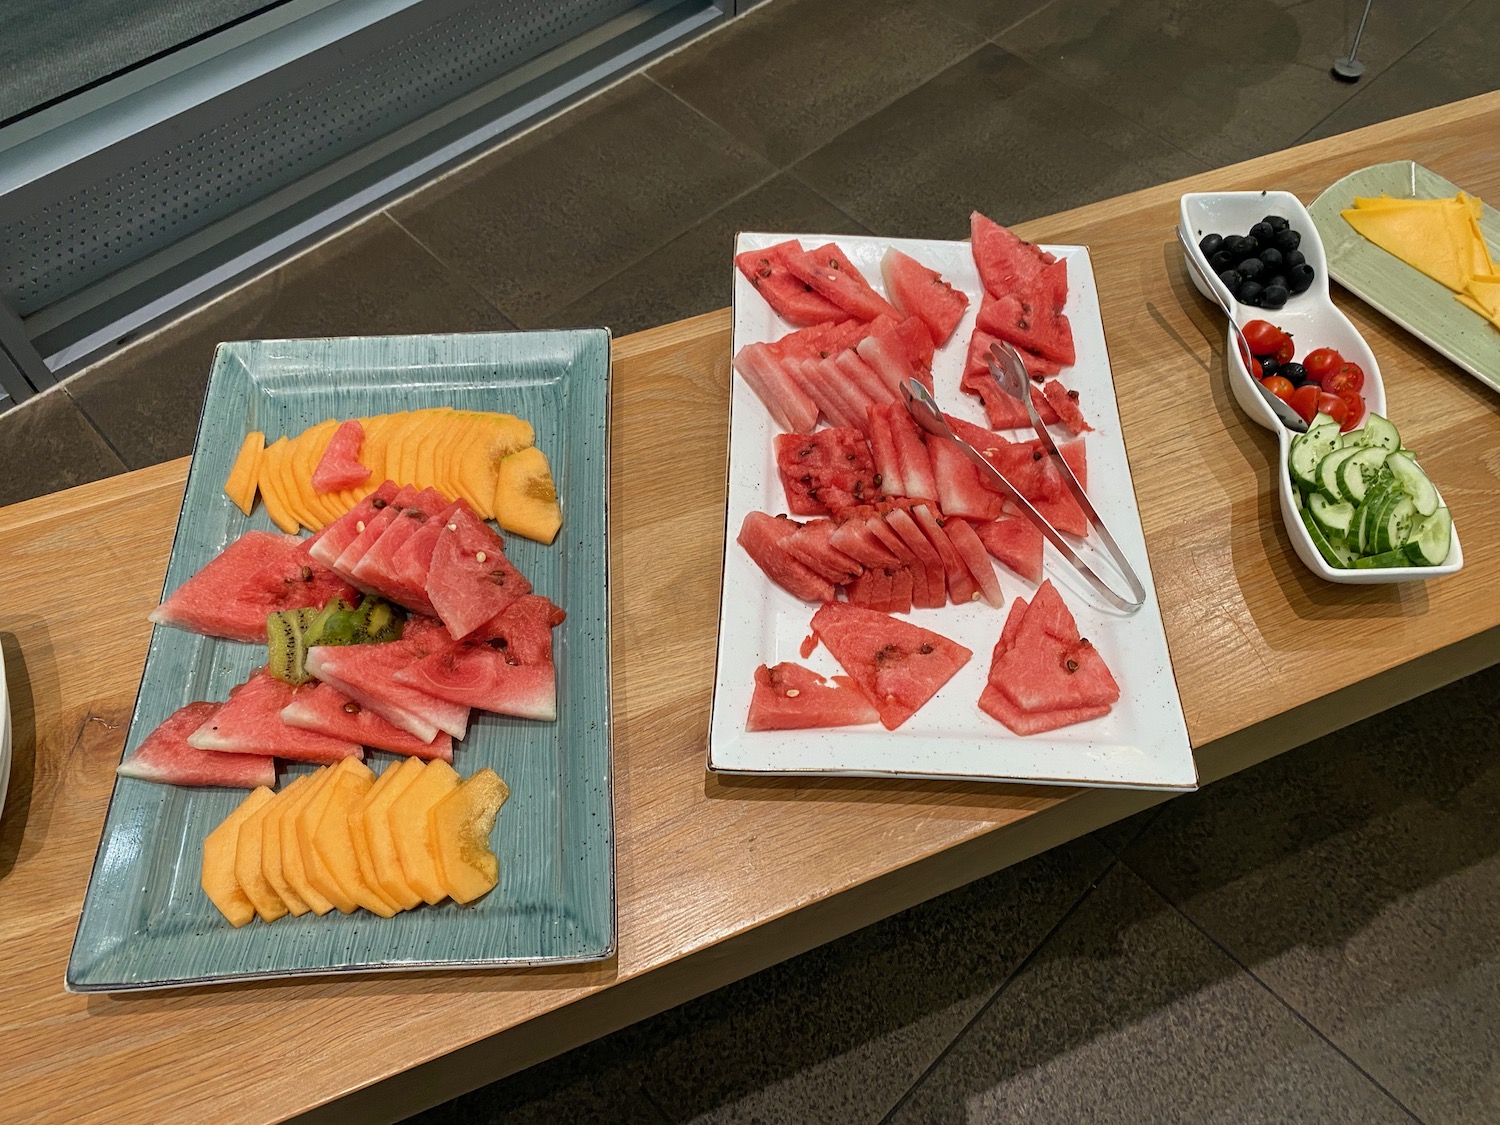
[{"xmin": 708, "ymin": 232, "xmax": 1196, "ymax": 791}]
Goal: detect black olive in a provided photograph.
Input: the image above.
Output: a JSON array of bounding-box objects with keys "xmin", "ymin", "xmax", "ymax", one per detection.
[
  {"xmin": 1238, "ymin": 257, "xmax": 1265, "ymax": 279},
  {"xmin": 1259, "ymin": 247, "xmax": 1284, "ymax": 271},
  {"xmin": 1284, "ymin": 249, "xmax": 1305, "ymax": 269},
  {"xmin": 1218, "ymin": 268, "xmax": 1243, "ymax": 290},
  {"xmin": 1209, "ymin": 250, "xmax": 1235, "ymax": 272},
  {"xmin": 1280, "ymin": 361, "xmax": 1308, "ymax": 383},
  {"xmin": 1265, "ymin": 274, "xmax": 1288, "ymax": 291},
  {"xmin": 1249, "ymin": 221, "xmax": 1275, "ymax": 244},
  {"xmin": 1199, "ymin": 232, "xmax": 1224, "ymax": 257},
  {"xmin": 1274, "ymin": 228, "xmax": 1301, "ymax": 253},
  {"xmin": 1259, "ymin": 354, "xmax": 1281, "ymax": 377},
  {"xmin": 1264, "ymin": 214, "xmax": 1290, "ymax": 232},
  {"xmin": 1288, "ymin": 263, "xmax": 1316, "ymax": 293},
  {"xmin": 1236, "ymin": 279, "xmax": 1264, "ymax": 306},
  {"xmin": 1261, "ymin": 284, "xmax": 1289, "ymax": 311}
]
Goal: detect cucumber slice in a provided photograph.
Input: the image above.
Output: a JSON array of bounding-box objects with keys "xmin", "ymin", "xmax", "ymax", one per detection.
[
  {"xmin": 1315, "ymin": 446, "xmax": 1361, "ymax": 502},
  {"xmin": 1352, "ymin": 413, "xmax": 1401, "ymax": 452},
  {"xmin": 1289, "ymin": 421, "xmax": 1342, "ymax": 490},
  {"xmin": 1298, "ymin": 506, "xmax": 1348, "ymax": 568},
  {"xmin": 1308, "ymin": 493, "xmax": 1356, "ymax": 538},
  {"xmin": 1336, "ymin": 447, "xmax": 1390, "ymax": 505},
  {"xmin": 1354, "ymin": 483, "xmax": 1395, "ymax": 557},
  {"xmin": 1385, "ymin": 451, "xmax": 1439, "ymax": 517},
  {"xmin": 1353, "ymin": 548, "xmax": 1414, "ymax": 569},
  {"xmin": 1376, "ymin": 497, "xmax": 1417, "ymax": 555},
  {"xmin": 1403, "ymin": 507, "xmax": 1453, "ymax": 566}
]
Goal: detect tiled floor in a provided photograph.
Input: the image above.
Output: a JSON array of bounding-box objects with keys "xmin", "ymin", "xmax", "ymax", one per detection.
[{"xmin": 5, "ymin": 0, "xmax": 1499, "ymax": 1120}]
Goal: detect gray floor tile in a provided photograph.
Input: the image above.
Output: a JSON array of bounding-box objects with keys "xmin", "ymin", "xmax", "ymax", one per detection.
[
  {"xmin": 1092, "ymin": 802, "xmax": 1168, "ymax": 856},
  {"xmin": 792, "ymin": 44, "xmax": 1209, "ymax": 241},
  {"xmin": 635, "ymin": 839, "xmax": 1110, "ymax": 1125},
  {"xmin": 1125, "ymin": 665, "xmax": 1500, "ymax": 1125},
  {"xmin": 888, "ymin": 864, "xmax": 1413, "ymax": 1125},
  {"xmin": 927, "ymin": 0, "xmax": 1053, "ymax": 38},
  {"xmin": 999, "ymin": 0, "xmax": 1470, "ymax": 168},
  {"xmin": 0, "ymin": 386, "xmax": 125, "ymax": 507},
  {"xmin": 649, "ymin": 0, "xmax": 983, "ymax": 168},
  {"xmin": 542, "ymin": 174, "xmax": 870, "ymax": 336},
  {"xmin": 65, "ymin": 214, "xmax": 510, "ymax": 471},
  {"xmin": 390, "ymin": 76, "xmax": 774, "ymax": 328},
  {"xmin": 1304, "ymin": 0, "xmax": 1500, "ymax": 143}
]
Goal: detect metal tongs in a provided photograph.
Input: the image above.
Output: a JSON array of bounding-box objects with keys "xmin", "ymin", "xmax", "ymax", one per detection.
[{"xmin": 899, "ymin": 342, "xmax": 1146, "ymax": 613}]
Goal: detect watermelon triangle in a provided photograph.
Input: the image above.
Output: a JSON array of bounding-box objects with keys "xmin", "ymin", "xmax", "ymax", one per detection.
[
  {"xmin": 989, "ymin": 581, "xmax": 1120, "ymax": 712},
  {"xmin": 785, "ymin": 243, "xmax": 901, "ymax": 323},
  {"xmin": 746, "ymin": 661, "xmax": 881, "ymax": 730},
  {"xmin": 736, "ymin": 239, "xmax": 846, "ymax": 326},
  {"xmin": 309, "ymin": 480, "xmax": 401, "ymax": 569},
  {"xmin": 425, "ymin": 507, "xmax": 532, "ymax": 640},
  {"xmin": 974, "ymin": 517, "xmax": 1044, "ymax": 583},
  {"xmin": 186, "ymin": 669, "xmax": 365, "ymax": 763},
  {"xmin": 280, "ymin": 682, "xmax": 453, "ymax": 761},
  {"xmin": 1041, "ymin": 380, "xmax": 1092, "ymax": 434},
  {"xmin": 394, "ymin": 643, "xmax": 557, "ymax": 721},
  {"xmin": 116, "ymin": 701, "xmax": 276, "ymax": 789}
]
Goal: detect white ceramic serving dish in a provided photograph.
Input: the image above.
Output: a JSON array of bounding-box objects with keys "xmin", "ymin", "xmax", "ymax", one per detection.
[
  {"xmin": 1178, "ymin": 190, "xmax": 1463, "ymax": 584},
  {"xmin": 708, "ymin": 232, "xmax": 1196, "ymax": 791}
]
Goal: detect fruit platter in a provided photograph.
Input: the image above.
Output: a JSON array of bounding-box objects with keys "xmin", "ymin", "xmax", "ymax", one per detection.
[
  {"xmin": 708, "ymin": 221, "xmax": 1195, "ymax": 790},
  {"xmin": 67, "ymin": 330, "xmax": 614, "ymax": 991}
]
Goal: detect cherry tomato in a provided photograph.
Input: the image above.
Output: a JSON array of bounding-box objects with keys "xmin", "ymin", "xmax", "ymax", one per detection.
[
  {"xmin": 1274, "ymin": 335, "xmax": 1296, "ymax": 365},
  {"xmin": 1242, "ymin": 319, "xmax": 1289, "ymax": 357},
  {"xmin": 1338, "ymin": 389, "xmax": 1366, "ymax": 432},
  {"xmin": 1329, "ymin": 361, "xmax": 1365, "ymax": 393},
  {"xmin": 1316, "ymin": 391, "xmax": 1349, "ymax": 427},
  {"xmin": 1251, "ymin": 357, "xmax": 1263, "ymax": 378},
  {"xmin": 1303, "ymin": 347, "xmax": 1344, "ymax": 385},
  {"xmin": 1261, "ymin": 375, "xmax": 1295, "ymax": 402},
  {"xmin": 1289, "ymin": 383, "xmax": 1321, "ymax": 423}
]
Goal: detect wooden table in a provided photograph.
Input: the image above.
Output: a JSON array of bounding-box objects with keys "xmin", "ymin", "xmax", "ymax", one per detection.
[{"xmin": 4, "ymin": 92, "xmax": 1499, "ymax": 1125}]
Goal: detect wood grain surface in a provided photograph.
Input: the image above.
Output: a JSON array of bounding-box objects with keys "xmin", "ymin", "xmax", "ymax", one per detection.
[{"xmin": 3, "ymin": 92, "xmax": 1500, "ymax": 1125}]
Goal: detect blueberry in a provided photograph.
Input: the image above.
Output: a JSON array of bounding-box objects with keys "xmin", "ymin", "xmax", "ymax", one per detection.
[
  {"xmin": 1288, "ymin": 263, "xmax": 1316, "ymax": 293},
  {"xmin": 1264, "ymin": 215, "xmax": 1290, "ymax": 232},
  {"xmin": 1274, "ymin": 228, "xmax": 1301, "ymax": 253},
  {"xmin": 1209, "ymin": 250, "xmax": 1235, "ymax": 272},
  {"xmin": 1238, "ymin": 256, "xmax": 1265, "ymax": 279},
  {"xmin": 1249, "ymin": 221, "xmax": 1275, "ymax": 244},
  {"xmin": 1259, "ymin": 354, "xmax": 1281, "ymax": 377},
  {"xmin": 1259, "ymin": 247, "xmax": 1284, "ymax": 271},
  {"xmin": 1281, "ymin": 361, "xmax": 1307, "ymax": 383},
  {"xmin": 1237, "ymin": 280, "xmax": 1264, "ymax": 306},
  {"xmin": 1266, "ymin": 274, "xmax": 1288, "ymax": 291},
  {"xmin": 1199, "ymin": 233, "xmax": 1224, "ymax": 257},
  {"xmin": 1284, "ymin": 249, "xmax": 1305, "ymax": 269},
  {"xmin": 1218, "ymin": 269, "xmax": 1244, "ymax": 290}
]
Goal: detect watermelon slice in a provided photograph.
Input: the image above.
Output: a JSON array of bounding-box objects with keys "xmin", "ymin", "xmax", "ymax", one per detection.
[
  {"xmin": 978, "ymin": 590, "xmax": 1112, "ymax": 735},
  {"xmin": 783, "ymin": 355, "xmax": 854, "ymax": 431},
  {"xmin": 783, "ymin": 519, "xmax": 864, "ymax": 585},
  {"xmin": 470, "ymin": 592, "xmax": 565, "ymax": 655},
  {"xmin": 352, "ymin": 487, "xmax": 447, "ymax": 611},
  {"xmin": 187, "ymin": 669, "xmax": 365, "ymax": 764},
  {"xmin": 879, "ymin": 248, "xmax": 969, "ymax": 345},
  {"xmin": 733, "ymin": 343, "xmax": 819, "ymax": 434},
  {"xmin": 828, "ymin": 519, "xmax": 902, "ymax": 569},
  {"xmin": 279, "ymin": 682, "xmax": 453, "ymax": 761},
  {"xmin": 815, "ymin": 355, "xmax": 879, "ymax": 432},
  {"xmin": 975, "ymin": 517, "xmax": 1044, "ymax": 582},
  {"xmin": 941, "ymin": 517, "xmax": 1004, "ymax": 608},
  {"xmin": 425, "ymin": 507, "xmax": 532, "ymax": 640},
  {"xmin": 856, "ymin": 330, "xmax": 932, "ymax": 397},
  {"xmin": 735, "ymin": 239, "xmax": 846, "ymax": 326},
  {"xmin": 745, "ymin": 661, "xmax": 881, "ymax": 731},
  {"xmin": 927, "ymin": 436, "xmax": 1005, "ymax": 522},
  {"xmin": 771, "ymin": 320, "xmax": 840, "ymax": 360},
  {"xmin": 892, "ymin": 316, "xmax": 936, "ymax": 371},
  {"xmin": 308, "ymin": 480, "xmax": 401, "ymax": 569},
  {"xmin": 737, "ymin": 511, "xmax": 836, "ymax": 603},
  {"xmin": 884, "ymin": 508, "xmax": 946, "ymax": 609},
  {"xmin": 844, "ymin": 564, "xmax": 915, "ymax": 614},
  {"xmin": 810, "ymin": 602, "xmax": 972, "ymax": 729},
  {"xmin": 989, "ymin": 580, "xmax": 1120, "ymax": 713},
  {"xmin": 394, "ymin": 643, "xmax": 556, "ymax": 721},
  {"xmin": 913, "ymin": 504, "xmax": 977, "ymax": 605},
  {"xmin": 863, "ymin": 404, "xmax": 905, "ymax": 498},
  {"xmin": 978, "ymin": 292, "xmax": 1077, "ymax": 366},
  {"xmin": 960, "ymin": 361, "xmax": 1032, "ymax": 431},
  {"xmin": 333, "ymin": 483, "xmax": 422, "ymax": 578},
  {"xmin": 965, "ymin": 327, "xmax": 1063, "ymax": 385},
  {"xmin": 970, "ymin": 211, "xmax": 1057, "ymax": 295},
  {"xmin": 390, "ymin": 497, "xmax": 469, "ymax": 597},
  {"xmin": 774, "ymin": 428, "xmax": 880, "ymax": 517},
  {"xmin": 785, "ymin": 243, "xmax": 901, "ymax": 323},
  {"xmin": 884, "ymin": 405, "xmax": 938, "ymax": 502},
  {"xmin": 305, "ymin": 620, "xmax": 470, "ymax": 740},
  {"xmin": 311, "ymin": 419, "xmax": 371, "ymax": 494},
  {"xmin": 1042, "ymin": 380, "xmax": 1092, "ymax": 434},
  {"xmin": 150, "ymin": 531, "xmax": 357, "ymax": 644},
  {"xmin": 999, "ymin": 595, "xmax": 1029, "ymax": 651},
  {"xmin": 116, "ymin": 701, "xmax": 275, "ymax": 788},
  {"xmin": 1059, "ymin": 438, "xmax": 1087, "ymax": 490},
  {"xmin": 833, "ymin": 350, "xmax": 894, "ymax": 407}
]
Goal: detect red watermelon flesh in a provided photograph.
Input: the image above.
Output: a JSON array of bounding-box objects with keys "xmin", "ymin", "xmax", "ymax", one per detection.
[
  {"xmin": 833, "ymin": 350, "xmax": 893, "ymax": 407},
  {"xmin": 736, "ymin": 239, "xmax": 846, "ymax": 326},
  {"xmin": 857, "ymin": 331, "xmax": 932, "ymax": 397},
  {"xmin": 425, "ymin": 507, "xmax": 532, "ymax": 640},
  {"xmin": 1033, "ymin": 488, "xmax": 1089, "ymax": 537},
  {"xmin": 913, "ymin": 504, "xmax": 977, "ymax": 605},
  {"xmin": 845, "ymin": 564, "xmax": 915, "ymax": 614},
  {"xmin": 927, "ymin": 436, "xmax": 1005, "ymax": 522},
  {"xmin": 280, "ymin": 682, "xmax": 453, "ymax": 760},
  {"xmin": 863, "ymin": 404, "xmax": 905, "ymax": 498},
  {"xmin": 879, "ymin": 248, "xmax": 969, "ymax": 345},
  {"xmin": 978, "ymin": 292, "xmax": 1077, "ymax": 367},
  {"xmin": 991, "ymin": 580, "xmax": 1119, "ymax": 710},
  {"xmin": 970, "ymin": 211, "xmax": 1056, "ymax": 295},
  {"xmin": 866, "ymin": 515, "xmax": 918, "ymax": 571},
  {"xmin": 733, "ymin": 342, "xmax": 819, "ymax": 434},
  {"xmin": 116, "ymin": 701, "xmax": 275, "ymax": 789},
  {"xmin": 810, "ymin": 602, "xmax": 972, "ymax": 730},
  {"xmin": 308, "ymin": 480, "xmax": 401, "ymax": 569},
  {"xmin": 999, "ymin": 595, "xmax": 1029, "ymax": 652},
  {"xmin": 187, "ymin": 669, "xmax": 364, "ymax": 764},
  {"xmin": 1038, "ymin": 257, "xmax": 1069, "ymax": 315},
  {"xmin": 150, "ymin": 531, "xmax": 357, "ymax": 644},
  {"xmin": 893, "ymin": 316, "xmax": 936, "ymax": 370},
  {"xmin": 746, "ymin": 661, "xmax": 881, "ymax": 731},
  {"xmin": 943, "ymin": 413, "xmax": 1009, "ymax": 457},
  {"xmin": 817, "ymin": 355, "xmax": 879, "ymax": 430},
  {"xmin": 352, "ymin": 487, "xmax": 446, "ymax": 610},
  {"xmin": 395, "ymin": 643, "xmax": 556, "ymax": 721},
  {"xmin": 886, "ymin": 405, "xmax": 938, "ymax": 503},
  {"xmin": 788, "ymin": 356, "xmax": 857, "ymax": 431},
  {"xmin": 770, "ymin": 320, "xmax": 836, "ymax": 360},
  {"xmin": 470, "ymin": 592, "xmax": 565, "ymax": 655},
  {"xmin": 785, "ymin": 244, "xmax": 901, "ymax": 322},
  {"xmin": 979, "ymin": 683, "xmax": 1111, "ymax": 735},
  {"xmin": 884, "ymin": 508, "xmax": 946, "ymax": 609},
  {"xmin": 1029, "ymin": 386, "xmax": 1061, "ymax": 425},
  {"xmin": 333, "ymin": 484, "xmax": 421, "ymax": 577},
  {"xmin": 828, "ymin": 519, "xmax": 901, "ymax": 569},
  {"xmin": 1059, "ymin": 438, "xmax": 1087, "ymax": 490},
  {"xmin": 942, "ymin": 517, "xmax": 1004, "ymax": 608},
  {"xmin": 311, "ymin": 419, "xmax": 371, "ymax": 494},
  {"xmin": 737, "ymin": 511, "xmax": 836, "ymax": 603},
  {"xmin": 774, "ymin": 428, "xmax": 879, "ymax": 517},
  {"xmin": 783, "ymin": 519, "xmax": 864, "ymax": 585},
  {"xmin": 1042, "ymin": 380, "xmax": 1092, "ymax": 434},
  {"xmin": 976, "ymin": 517, "xmax": 1044, "ymax": 582},
  {"xmin": 965, "ymin": 327, "xmax": 1063, "ymax": 384},
  {"xmin": 390, "ymin": 497, "xmax": 469, "ymax": 603},
  {"xmin": 961, "ymin": 364, "xmax": 1032, "ymax": 430},
  {"xmin": 306, "ymin": 621, "xmax": 471, "ymax": 740}
]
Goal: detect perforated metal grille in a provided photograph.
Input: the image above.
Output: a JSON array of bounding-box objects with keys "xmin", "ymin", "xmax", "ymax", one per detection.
[{"xmin": 1, "ymin": 0, "xmax": 639, "ymax": 316}]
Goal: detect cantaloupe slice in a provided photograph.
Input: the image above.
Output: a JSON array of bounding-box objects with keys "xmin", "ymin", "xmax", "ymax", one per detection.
[
  {"xmin": 280, "ymin": 767, "xmax": 335, "ymax": 915},
  {"xmin": 493, "ymin": 446, "xmax": 562, "ymax": 544},
  {"xmin": 261, "ymin": 774, "xmax": 313, "ymax": 916},
  {"xmin": 386, "ymin": 411, "xmax": 430, "ymax": 487},
  {"xmin": 458, "ymin": 415, "xmax": 534, "ymax": 518},
  {"xmin": 390, "ymin": 759, "xmax": 461, "ymax": 905},
  {"xmin": 358, "ymin": 412, "xmax": 401, "ymax": 484},
  {"xmin": 360, "ymin": 756, "xmax": 425, "ymax": 910},
  {"xmin": 430, "ymin": 768, "xmax": 510, "ymax": 904},
  {"xmin": 296, "ymin": 760, "xmax": 360, "ymax": 913},
  {"xmin": 413, "ymin": 409, "xmax": 458, "ymax": 491},
  {"xmin": 203, "ymin": 786, "xmax": 276, "ymax": 927},
  {"xmin": 234, "ymin": 788, "xmax": 288, "ymax": 922},
  {"xmin": 433, "ymin": 413, "xmax": 477, "ymax": 501},
  {"xmin": 314, "ymin": 766, "xmax": 399, "ymax": 918},
  {"xmin": 225, "ymin": 430, "xmax": 265, "ymax": 516},
  {"xmin": 293, "ymin": 420, "xmax": 343, "ymax": 529},
  {"xmin": 257, "ymin": 437, "xmax": 301, "ymax": 533},
  {"xmin": 347, "ymin": 764, "xmax": 404, "ymax": 913}
]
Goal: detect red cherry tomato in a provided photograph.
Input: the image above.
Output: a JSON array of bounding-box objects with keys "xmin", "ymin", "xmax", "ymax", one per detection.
[
  {"xmin": 1289, "ymin": 384, "xmax": 1321, "ymax": 423},
  {"xmin": 1316, "ymin": 391, "xmax": 1349, "ymax": 427},
  {"xmin": 1274, "ymin": 335, "xmax": 1296, "ymax": 365},
  {"xmin": 1261, "ymin": 375, "xmax": 1295, "ymax": 402},
  {"xmin": 1303, "ymin": 347, "xmax": 1344, "ymax": 385},
  {"xmin": 1242, "ymin": 319, "xmax": 1289, "ymax": 357},
  {"xmin": 1251, "ymin": 357, "xmax": 1263, "ymax": 378},
  {"xmin": 1328, "ymin": 361, "xmax": 1365, "ymax": 393},
  {"xmin": 1338, "ymin": 389, "xmax": 1366, "ymax": 432}
]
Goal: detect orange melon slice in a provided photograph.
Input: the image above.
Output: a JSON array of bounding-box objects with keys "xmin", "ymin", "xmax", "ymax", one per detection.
[
  {"xmin": 225, "ymin": 430, "xmax": 265, "ymax": 515},
  {"xmin": 430, "ymin": 768, "xmax": 510, "ymax": 904},
  {"xmin": 493, "ymin": 446, "xmax": 562, "ymax": 544},
  {"xmin": 390, "ymin": 759, "xmax": 461, "ymax": 905},
  {"xmin": 359, "ymin": 412, "xmax": 404, "ymax": 484},
  {"xmin": 261, "ymin": 774, "xmax": 313, "ymax": 916},
  {"xmin": 279, "ymin": 767, "xmax": 335, "ymax": 915},
  {"xmin": 257, "ymin": 438, "xmax": 301, "ymax": 533},
  {"xmin": 363, "ymin": 756, "xmax": 426, "ymax": 910},
  {"xmin": 413, "ymin": 409, "xmax": 458, "ymax": 491},
  {"xmin": 457, "ymin": 414, "xmax": 534, "ymax": 518},
  {"xmin": 296, "ymin": 760, "xmax": 360, "ymax": 913},
  {"xmin": 203, "ymin": 786, "xmax": 276, "ymax": 927},
  {"xmin": 314, "ymin": 765, "xmax": 399, "ymax": 917},
  {"xmin": 234, "ymin": 788, "xmax": 288, "ymax": 922},
  {"xmin": 347, "ymin": 763, "xmax": 405, "ymax": 913}
]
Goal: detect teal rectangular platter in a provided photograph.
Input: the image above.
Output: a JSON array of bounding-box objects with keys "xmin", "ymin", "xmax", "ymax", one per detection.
[{"xmin": 67, "ymin": 330, "xmax": 615, "ymax": 992}]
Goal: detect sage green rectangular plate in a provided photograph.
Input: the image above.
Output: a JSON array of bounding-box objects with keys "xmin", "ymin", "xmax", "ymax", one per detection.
[
  {"xmin": 1309, "ymin": 160, "xmax": 1500, "ymax": 395},
  {"xmin": 67, "ymin": 331, "xmax": 615, "ymax": 992}
]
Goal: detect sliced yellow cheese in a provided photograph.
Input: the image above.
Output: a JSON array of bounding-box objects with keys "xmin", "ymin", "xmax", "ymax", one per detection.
[
  {"xmin": 1457, "ymin": 292, "xmax": 1500, "ymax": 331},
  {"xmin": 1342, "ymin": 201, "xmax": 1470, "ymax": 291}
]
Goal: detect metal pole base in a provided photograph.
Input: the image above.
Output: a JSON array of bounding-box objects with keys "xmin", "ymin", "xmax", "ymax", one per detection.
[{"xmin": 1332, "ymin": 56, "xmax": 1366, "ymax": 82}]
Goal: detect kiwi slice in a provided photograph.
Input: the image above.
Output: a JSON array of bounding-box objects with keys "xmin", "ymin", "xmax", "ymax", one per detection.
[
  {"xmin": 267, "ymin": 607, "xmax": 319, "ymax": 684},
  {"xmin": 355, "ymin": 597, "xmax": 405, "ymax": 644}
]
